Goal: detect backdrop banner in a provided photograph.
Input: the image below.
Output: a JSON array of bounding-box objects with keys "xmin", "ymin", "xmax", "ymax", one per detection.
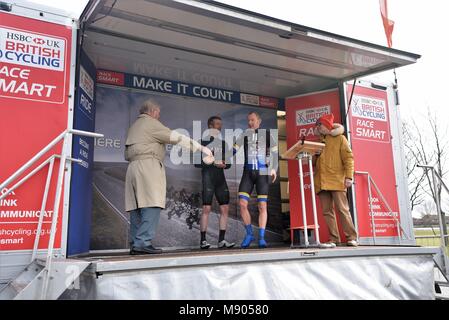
[{"xmin": 90, "ymin": 83, "xmax": 283, "ymax": 249}]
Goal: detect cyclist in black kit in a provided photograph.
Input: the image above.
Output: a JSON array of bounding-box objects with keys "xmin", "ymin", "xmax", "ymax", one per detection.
[
  {"xmin": 194, "ymin": 116, "xmax": 235, "ymax": 249},
  {"xmin": 233, "ymin": 111, "xmax": 278, "ymax": 249}
]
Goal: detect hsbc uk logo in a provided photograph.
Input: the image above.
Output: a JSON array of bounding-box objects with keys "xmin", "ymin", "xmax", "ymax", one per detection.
[
  {"xmin": 6, "ymin": 31, "xmax": 61, "ymax": 48},
  {"xmin": 0, "ymin": 27, "xmax": 65, "ymax": 71},
  {"xmin": 33, "ymin": 38, "xmax": 45, "ymax": 45},
  {"xmin": 351, "ymin": 95, "xmax": 387, "ymax": 122},
  {"xmin": 296, "ymin": 105, "xmax": 331, "ymax": 126}
]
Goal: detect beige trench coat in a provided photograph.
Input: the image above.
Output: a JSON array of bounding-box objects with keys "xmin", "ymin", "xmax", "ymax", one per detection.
[{"xmin": 124, "ymin": 114, "xmax": 202, "ymax": 211}]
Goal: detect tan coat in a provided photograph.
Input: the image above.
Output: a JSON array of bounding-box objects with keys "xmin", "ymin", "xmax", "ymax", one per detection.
[
  {"xmin": 124, "ymin": 114, "xmax": 202, "ymax": 211},
  {"xmin": 314, "ymin": 124, "xmax": 354, "ymax": 194}
]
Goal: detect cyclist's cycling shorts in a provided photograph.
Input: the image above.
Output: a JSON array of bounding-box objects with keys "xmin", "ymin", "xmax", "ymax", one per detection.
[
  {"xmin": 238, "ymin": 169, "xmax": 269, "ymax": 202},
  {"xmin": 202, "ymin": 168, "xmax": 230, "ymax": 206}
]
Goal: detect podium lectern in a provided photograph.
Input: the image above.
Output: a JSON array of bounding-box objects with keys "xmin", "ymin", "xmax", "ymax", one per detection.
[{"xmin": 282, "ymin": 139, "xmax": 325, "ymax": 248}]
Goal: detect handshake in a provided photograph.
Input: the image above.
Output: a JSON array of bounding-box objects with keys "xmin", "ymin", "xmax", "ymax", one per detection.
[{"xmin": 200, "ymin": 146, "xmax": 227, "ymax": 168}]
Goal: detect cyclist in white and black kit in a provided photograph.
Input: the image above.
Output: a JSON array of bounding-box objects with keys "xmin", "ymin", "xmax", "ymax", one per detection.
[
  {"xmin": 195, "ymin": 116, "xmax": 235, "ymax": 249},
  {"xmin": 233, "ymin": 111, "xmax": 278, "ymax": 248}
]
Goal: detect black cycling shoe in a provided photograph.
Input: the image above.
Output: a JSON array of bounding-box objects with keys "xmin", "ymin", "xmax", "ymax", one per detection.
[
  {"xmin": 131, "ymin": 245, "xmax": 163, "ymax": 254},
  {"xmin": 200, "ymin": 240, "xmax": 211, "ymax": 249},
  {"xmin": 130, "ymin": 248, "xmax": 144, "ymax": 255}
]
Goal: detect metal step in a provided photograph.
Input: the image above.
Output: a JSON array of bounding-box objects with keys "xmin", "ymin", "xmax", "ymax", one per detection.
[
  {"xmin": 433, "ymin": 247, "xmax": 449, "ymax": 282},
  {"xmin": 0, "ymin": 259, "xmax": 90, "ymax": 300},
  {"xmin": 436, "ymin": 281, "xmax": 449, "ymax": 287},
  {"xmin": 0, "ymin": 260, "xmax": 44, "ymax": 300}
]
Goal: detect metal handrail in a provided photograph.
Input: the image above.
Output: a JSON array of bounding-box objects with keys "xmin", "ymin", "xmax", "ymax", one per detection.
[
  {"xmin": 416, "ymin": 164, "xmax": 449, "ymax": 279},
  {"xmin": 355, "ymin": 171, "xmax": 409, "ymax": 244},
  {"xmin": 0, "ymin": 129, "xmax": 102, "ymax": 197},
  {"xmin": 415, "ymin": 235, "xmax": 449, "ymax": 239},
  {"xmin": 0, "ymin": 128, "xmax": 103, "ymax": 299},
  {"xmin": 0, "ymin": 154, "xmax": 82, "ymax": 201},
  {"xmin": 417, "ymin": 164, "xmax": 449, "ymax": 247}
]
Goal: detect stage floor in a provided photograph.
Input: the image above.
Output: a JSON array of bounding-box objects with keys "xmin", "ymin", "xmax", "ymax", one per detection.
[
  {"xmin": 3, "ymin": 243, "xmax": 441, "ymax": 300},
  {"xmin": 56, "ymin": 245, "xmax": 440, "ymax": 299},
  {"xmin": 81, "ymin": 245, "xmax": 439, "ymax": 274}
]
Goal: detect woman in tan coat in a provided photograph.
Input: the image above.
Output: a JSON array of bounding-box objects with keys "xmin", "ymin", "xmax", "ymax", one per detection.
[{"xmin": 125, "ymin": 99, "xmax": 212, "ymax": 254}]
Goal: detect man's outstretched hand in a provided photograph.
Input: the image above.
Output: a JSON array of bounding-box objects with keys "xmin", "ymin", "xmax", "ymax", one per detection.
[{"xmin": 201, "ymin": 146, "xmax": 213, "ymax": 156}]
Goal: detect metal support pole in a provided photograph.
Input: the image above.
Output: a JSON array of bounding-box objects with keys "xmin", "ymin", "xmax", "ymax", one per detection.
[
  {"xmin": 434, "ymin": 170, "xmax": 449, "ymax": 195},
  {"xmin": 396, "ymin": 218, "xmax": 402, "ymax": 245},
  {"xmin": 41, "ymin": 136, "xmax": 68, "ymax": 299},
  {"xmin": 432, "ymin": 169, "xmax": 447, "ymax": 249},
  {"xmin": 308, "ymin": 154, "xmax": 320, "ymax": 244},
  {"xmin": 433, "ymin": 170, "xmax": 449, "ymax": 247},
  {"xmin": 367, "ymin": 174, "xmax": 377, "ymax": 245},
  {"xmin": 31, "ymin": 157, "xmax": 55, "ymax": 262},
  {"xmin": 298, "ymin": 155, "xmax": 309, "ymax": 247}
]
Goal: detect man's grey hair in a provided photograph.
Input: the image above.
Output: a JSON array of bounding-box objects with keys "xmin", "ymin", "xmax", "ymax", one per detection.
[{"xmin": 139, "ymin": 99, "xmax": 160, "ymax": 114}]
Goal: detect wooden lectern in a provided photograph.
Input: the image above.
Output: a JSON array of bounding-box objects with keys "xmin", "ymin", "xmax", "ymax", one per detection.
[{"xmin": 282, "ymin": 139, "xmax": 325, "ymax": 248}]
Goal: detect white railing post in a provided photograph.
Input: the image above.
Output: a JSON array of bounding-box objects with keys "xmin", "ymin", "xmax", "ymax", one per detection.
[
  {"xmin": 367, "ymin": 174, "xmax": 376, "ymax": 245},
  {"xmin": 31, "ymin": 157, "xmax": 55, "ymax": 262},
  {"xmin": 431, "ymin": 169, "xmax": 447, "ymax": 251},
  {"xmin": 40, "ymin": 135, "xmax": 69, "ymax": 299},
  {"xmin": 308, "ymin": 154, "xmax": 320, "ymax": 244},
  {"xmin": 298, "ymin": 155, "xmax": 309, "ymax": 247}
]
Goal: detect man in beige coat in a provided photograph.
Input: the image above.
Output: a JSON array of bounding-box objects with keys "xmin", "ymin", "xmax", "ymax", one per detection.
[{"xmin": 125, "ymin": 99, "xmax": 212, "ymax": 254}]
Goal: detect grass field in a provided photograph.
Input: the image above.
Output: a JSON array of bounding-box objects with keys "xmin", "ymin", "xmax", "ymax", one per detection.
[{"xmin": 414, "ymin": 226, "xmax": 449, "ymax": 255}]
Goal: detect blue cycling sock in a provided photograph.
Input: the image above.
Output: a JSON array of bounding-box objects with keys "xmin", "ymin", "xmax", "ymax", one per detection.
[
  {"xmin": 259, "ymin": 228, "xmax": 265, "ymax": 239},
  {"xmin": 258, "ymin": 228, "xmax": 267, "ymax": 248},
  {"xmin": 241, "ymin": 224, "xmax": 255, "ymax": 248}
]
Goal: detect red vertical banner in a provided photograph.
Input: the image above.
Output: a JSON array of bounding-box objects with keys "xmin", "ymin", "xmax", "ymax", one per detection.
[
  {"xmin": 285, "ymin": 89, "xmax": 345, "ymax": 242},
  {"xmin": 348, "ymin": 85, "xmax": 400, "ymax": 238},
  {"xmin": 0, "ymin": 12, "xmax": 72, "ymax": 251},
  {"xmin": 379, "ymin": 0, "xmax": 394, "ymax": 48}
]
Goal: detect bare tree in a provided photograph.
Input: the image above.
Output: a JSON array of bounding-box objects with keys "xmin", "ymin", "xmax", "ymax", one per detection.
[
  {"xmin": 402, "ymin": 121, "xmax": 426, "ymax": 210},
  {"xmin": 403, "ymin": 108, "xmax": 449, "ymax": 243},
  {"xmin": 418, "ymin": 199, "xmax": 436, "ymax": 217},
  {"xmin": 417, "ymin": 200, "xmax": 439, "ymax": 236}
]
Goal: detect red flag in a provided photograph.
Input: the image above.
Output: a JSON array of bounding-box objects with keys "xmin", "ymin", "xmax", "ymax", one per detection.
[{"xmin": 379, "ymin": 0, "xmax": 395, "ymax": 47}]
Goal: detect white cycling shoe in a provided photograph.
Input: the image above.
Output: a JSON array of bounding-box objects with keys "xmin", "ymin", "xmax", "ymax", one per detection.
[
  {"xmin": 319, "ymin": 242, "xmax": 337, "ymax": 249},
  {"xmin": 218, "ymin": 240, "xmax": 235, "ymax": 249},
  {"xmin": 346, "ymin": 240, "xmax": 359, "ymax": 247}
]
